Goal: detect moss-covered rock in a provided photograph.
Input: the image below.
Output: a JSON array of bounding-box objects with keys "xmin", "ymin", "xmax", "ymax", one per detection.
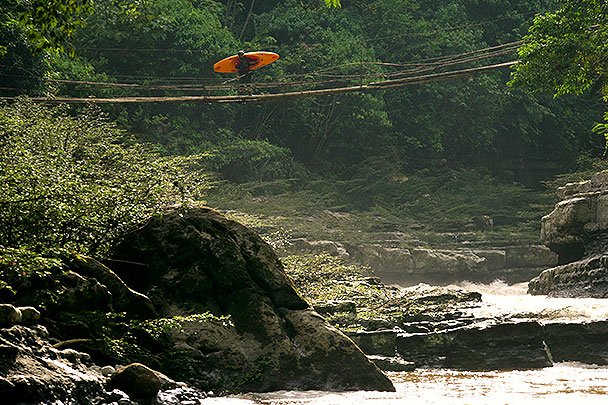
[{"xmin": 109, "ymin": 207, "xmax": 395, "ymax": 393}]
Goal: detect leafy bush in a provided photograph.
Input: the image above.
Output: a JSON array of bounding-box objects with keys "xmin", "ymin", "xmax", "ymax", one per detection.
[
  {"xmin": 0, "ymin": 100, "xmax": 209, "ymax": 255},
  {"xmin": 282, "ymin": 253, "xmax": 370, "ymax": 302},
  {"xmin": 203, "ymin": 138, "xmax": 307, "ymax": 183},
  {"xmin": 0, "ymin": 246, "xmax": 65, "ymax": 306}
]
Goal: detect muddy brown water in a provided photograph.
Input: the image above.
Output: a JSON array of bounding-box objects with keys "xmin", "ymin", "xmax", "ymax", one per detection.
[{"xmin": 201, "ymin": 282, "xmax": 608, "ymax": 404}]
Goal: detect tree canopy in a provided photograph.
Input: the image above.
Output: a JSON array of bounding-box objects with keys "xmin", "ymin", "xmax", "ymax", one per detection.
[
  {"xmin": 510, "ymin": 0, "xmax": 608, "ymax": 98},
  {"xmin": 1, "ymin": 0, "xmax": 93, "ymax": 55},
  {"xmin": 0, "ymin": 100, "xmax": 208, "ymax": 255},
  {"xmin": 1, "ymin": 0, "xmax": 605, "ymax": 186}
]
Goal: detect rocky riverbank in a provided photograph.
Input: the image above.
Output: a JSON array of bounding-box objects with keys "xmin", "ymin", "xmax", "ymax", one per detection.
[
  {"xmin": 285, "ymin": 171, "xmax": 608, "ymax": 373},
  {"xmin": 4, "ymin": 171, "xmax": 608, "ymax": 403},
  {"xmin": 1, "ymin": 207, "xmax": 395, "ymax": 404},
  {"xmin": 283, "ymin": 255, "xmax": 608, "ymax": 373},
  {"xmin": 530, "ymin": 170, "xmax": 608, "ymax": 297},
  {"xmin": 0, "ymin": 315, "xmax": 210, "ymax": 404},
  {"xmin": 283, "ymin": 238, "xmax": 557, "ymax": 285}
]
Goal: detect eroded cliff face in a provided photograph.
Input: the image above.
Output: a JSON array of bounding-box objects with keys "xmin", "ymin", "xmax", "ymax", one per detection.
[{"xmin": 529, "ymin": 171, "xmax": 608, "ymax": 297}]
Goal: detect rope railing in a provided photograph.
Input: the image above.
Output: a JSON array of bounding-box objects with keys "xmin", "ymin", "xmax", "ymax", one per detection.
[{"xmin": 0, "ymin": 61, "xmax": 518, "ymax": 104}]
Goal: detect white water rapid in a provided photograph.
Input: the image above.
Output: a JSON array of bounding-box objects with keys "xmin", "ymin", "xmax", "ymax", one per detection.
[{"xmin": 199, "ymin": 282, "xmax": 608, "ymax": 404}]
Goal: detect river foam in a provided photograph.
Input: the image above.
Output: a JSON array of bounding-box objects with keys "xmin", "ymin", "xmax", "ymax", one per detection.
[
  {"xmin": 455, "ymin": 280, "xmax": 608, "ymax": 322},
  {"xmin": 200, "ymin": 363, "xmax": 608, "ymax": 404},
  {"xmin": 200, "ymin": 282, "xmax": 608, "ymax": 404}
]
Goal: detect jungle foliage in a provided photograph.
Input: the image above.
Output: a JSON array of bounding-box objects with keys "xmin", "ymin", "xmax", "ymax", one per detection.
[
  {"xmin": 0, "ymin": 0, "xmax": 607, "ymax": 253},
  {"xmin": 510, "ymin": 0, "xmax": 607, "ymax": 97},
  {"xmin": 510, "ymin": 0, "xmax": 608, "ymax": 148},
  {"xmin": 0, "ymin": 101, "xmax": 208, "ymax": 255},
  {"xmin": 2, "ymin": 0, "xmax": 603, "ymax": 187}
]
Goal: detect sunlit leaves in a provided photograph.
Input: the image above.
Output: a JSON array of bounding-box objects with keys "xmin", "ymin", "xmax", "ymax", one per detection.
[
  {"xmin": 15, "ymin": 0, "xmax": 95, "ymax": 55},
  {"xmin": 324, "ymin": 0, "xmax": 341, "ymax": 7},
  {"xmin": 593, "ymin": 112, "xmax": 608, "ymax": 150},
  {"xmin": 510, "ymin": 0, "xmax": 608, "ymax": 98},
  {"xmin": 0, "ymin": 100, "xmax": 209, "ymax": 255}
]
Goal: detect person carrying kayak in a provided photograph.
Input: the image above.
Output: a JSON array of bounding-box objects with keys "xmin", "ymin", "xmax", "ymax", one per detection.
[{"xmin": 235, "ymin": 50, "xmax": 257, "ymax": 83}]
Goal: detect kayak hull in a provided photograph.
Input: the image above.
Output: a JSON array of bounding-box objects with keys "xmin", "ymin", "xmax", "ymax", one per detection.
[{"xmin": 214, "ymin": 51, "xmax": 279, "ymax": 73}]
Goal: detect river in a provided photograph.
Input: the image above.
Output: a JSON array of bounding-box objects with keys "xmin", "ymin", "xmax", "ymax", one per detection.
[{"xmin": 200, "ymin": 282, "xmax": 608, "ymax": 404}]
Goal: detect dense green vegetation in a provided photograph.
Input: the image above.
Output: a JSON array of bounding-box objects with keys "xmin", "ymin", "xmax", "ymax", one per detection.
[
  {"xmin": 0, "ymin": 101, "xmax": 207, "ymax": 256},
  {"xmin": 510, "ymin": 0, "xmax": 607, "ymax": 98},
  {"xmin": 510, "ymin": 0, "xmax": 608, "ymax": 150},
  {"xmin": 1, "ymin": 0, "xmax": 606, "ymax": 266},
  {"xmin": 0, "ymin": 1, "xmax": 607, "ymax": 393},
  {"xmin": 3, "ymin": 0, "xmax": 605, "ymax": 183}
]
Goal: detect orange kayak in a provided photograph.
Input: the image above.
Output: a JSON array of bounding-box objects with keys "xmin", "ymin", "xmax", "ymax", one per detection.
[{"xmin": 214, "ymin": 51, "xmax": 279, "ymax": 73}]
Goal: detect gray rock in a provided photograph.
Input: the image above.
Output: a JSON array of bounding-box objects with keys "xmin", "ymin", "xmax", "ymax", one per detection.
[
  {"xmin": 556, "ymin": 171, "xmax": 608, "ymax": 200},
  {"xmin": 60, "ymin": 270, "xmax": 113, "ymax": 312},
  {"xmin": 411, "ymin": 248, "xmax": 486, "ymax": 275},
  {"xmin": 529, "ymin": 254, "xmax": 608, "ymax": 298},
  {"xmin": 313, "ymin": 300, "xmax": 356, "ymax": 315},
  {"xmin": 101, "ymin": 365, "xmax": 115, "ymax": 377},
  {"xmin": 396, "ymin": 321, "xmax": 552, "ymax": 371},
  {"xmin": 393, "ymin": 317, "xmax": 608, "ymax": 371},
  {"xmin": 0, "ymin": 304, "xmax": 21, "ymax": 327},
  {"xmin": 95, "ymin": 389, "xmax": 139, "ymax": 405},
  {"xmin": 110, "ymin": 363, "xmax": 162, "ymax": 400},
  {"xmin": 0, "ymin": 325, "xmax": 105, "ymax": 403},
  {"xmin": 285, "ymin": 238, "xmax": 349, "ymax": 258},
  {"xmin": 503, "ymin": 245, "xmax": 557, "ymax": 269},
  {"xmin": 345, "ymin": 244, "xmax": 553, "ymax": 284},
  {"xmin": 346, "ymin": 329, "xmax": 399, "ymax": 356},
  {"xmin": 153, "ymin": 387, "xmax": 207, "ymax": 405},
  {"xmin": 154, "ymin": 370, "xmax": 187, "ymax": 390},
  {"xmin": 541, "ymin": 194, "xmax": 599, "ymax": 262},
  {"xmin": 530, "ymin": 170, "xmax": 608, "ymax": 297},
  {"xmin": 472, "ymin": 249, "xmax": 506, "ymax": 270},
  {"xmin": 69, "ymin": 255, "xmax": 156, "ymax": 319},
  {"xmin": 16, "ymin": 306, "xmax": 40, "ymax": 325},
  {"xmin": 345, "ymin": 244, "xmax": 414, "ymax": 274},
  {"xmin": 543, "ymin": 321, "xmax": 608, "ymax": 364}
]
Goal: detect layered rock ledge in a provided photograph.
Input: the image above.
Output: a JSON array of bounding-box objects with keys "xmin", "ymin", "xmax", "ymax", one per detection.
[
  {"xmin": 530, "ymin": 171, "xmax": 608, "ymax": 297},
  {"xmin": 349, "ymin": 319, "xmax": 608, "ymax": 371},
  {"xmin": 283, "ymin": 239, "xmax": 556, "ymax": 285}
]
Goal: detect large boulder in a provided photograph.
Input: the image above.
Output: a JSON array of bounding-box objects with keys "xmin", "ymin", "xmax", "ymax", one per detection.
[
  {"xmin": 110, "ymin": 207, "xmax": 394, "ymax": 393},
  {"xmin": 68, "ymin": 256, "xmax": 156, "ymax": 319},
  {"xmin": 110, "ymin": 363, "xmax": 162, "ymax": 400},
  {"xmin": 528, "ymin": 254, "xmax": 608, "ymax": 297}
]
